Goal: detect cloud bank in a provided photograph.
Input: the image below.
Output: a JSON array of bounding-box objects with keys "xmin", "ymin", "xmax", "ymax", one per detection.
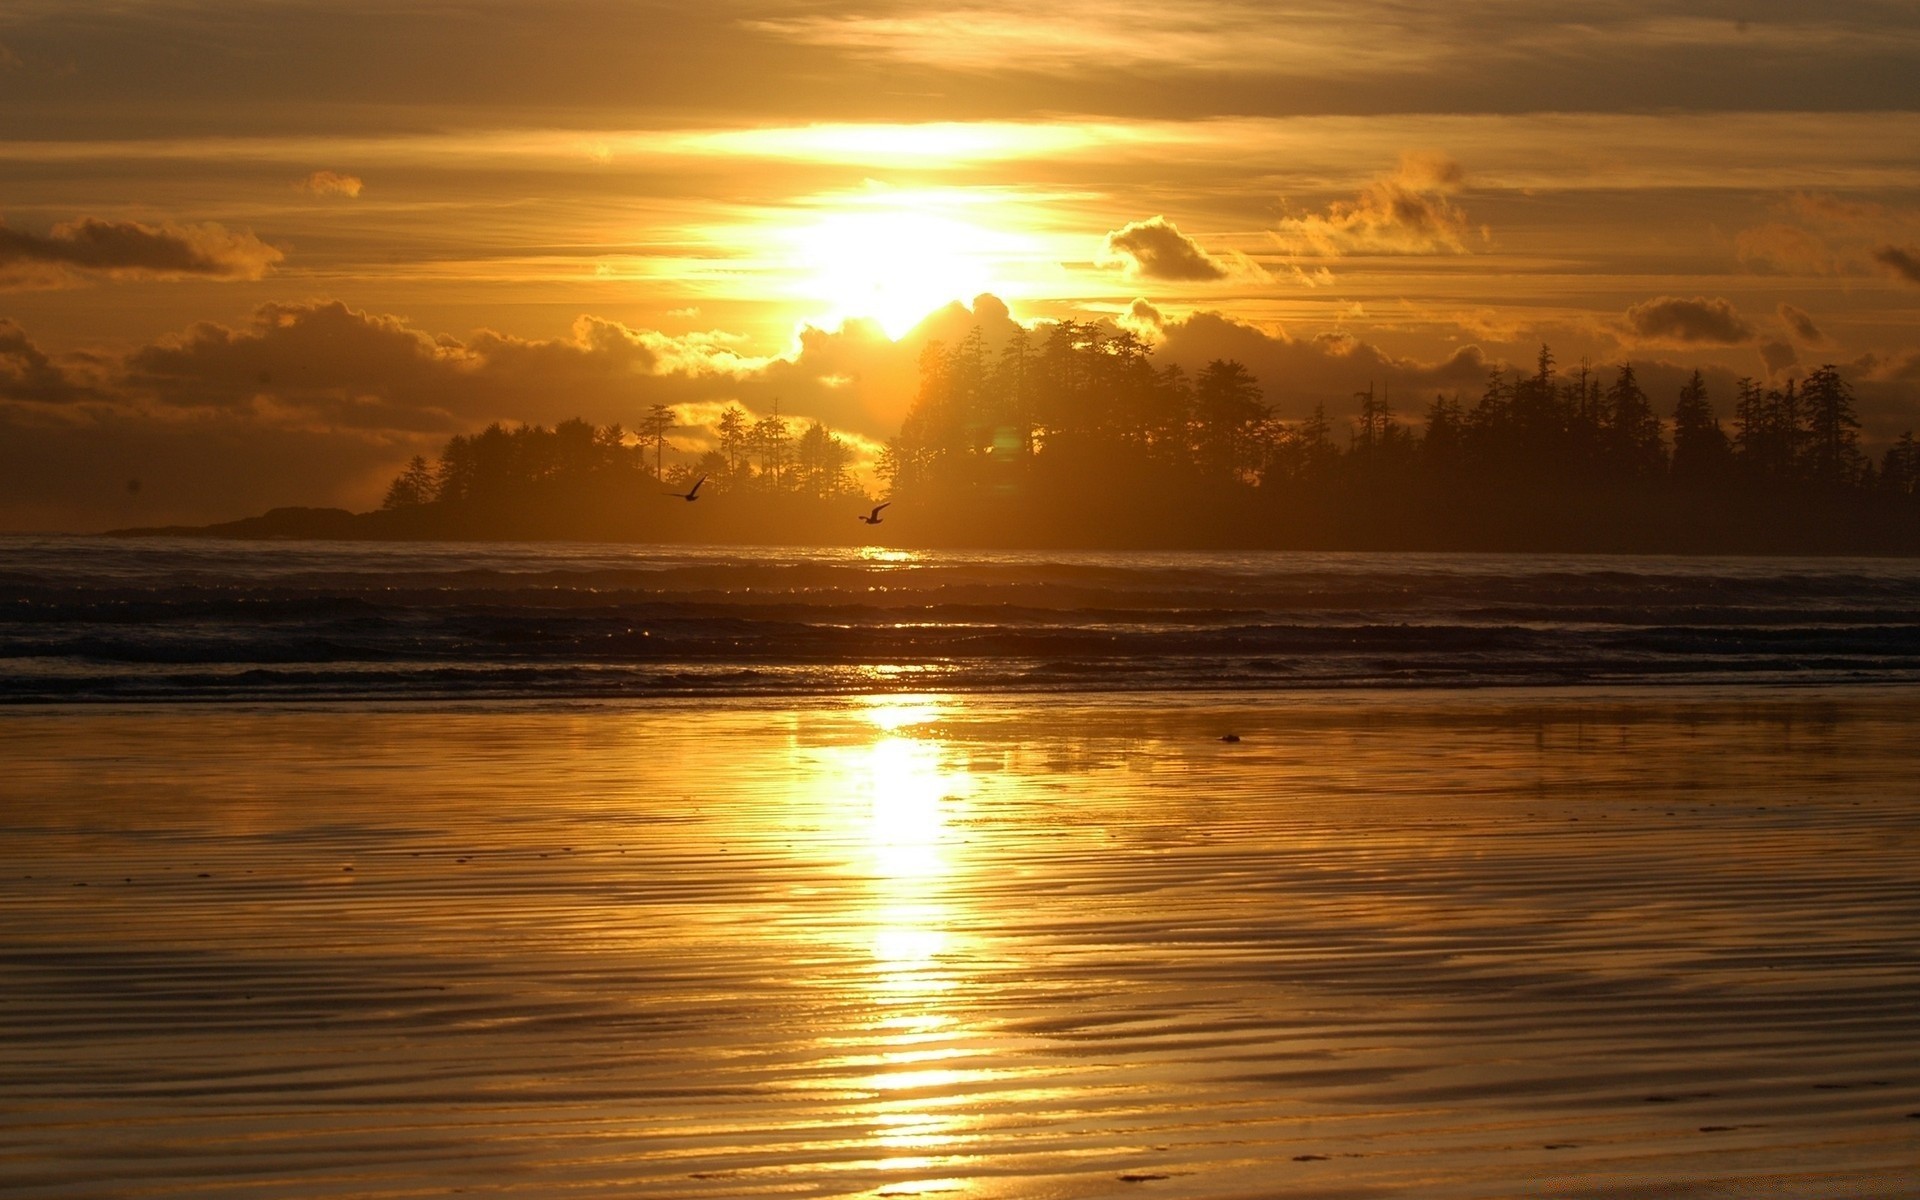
[{"xmin": 0, "ymin": 217, "xmax": 283, "ymax": 288}]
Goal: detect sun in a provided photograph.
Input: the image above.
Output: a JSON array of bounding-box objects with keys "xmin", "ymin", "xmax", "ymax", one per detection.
[{"xmin": 791, "ymin": 208, "xmax": 1003, "ymax": 339}]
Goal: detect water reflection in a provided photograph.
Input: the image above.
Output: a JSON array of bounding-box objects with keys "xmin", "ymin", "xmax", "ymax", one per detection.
[{"xmin": 844, "ymin": 697, "xmax": 980, "ymax": 1189}]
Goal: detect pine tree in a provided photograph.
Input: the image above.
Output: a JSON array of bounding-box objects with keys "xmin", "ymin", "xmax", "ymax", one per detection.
[
  {"xmin": 1801, "ymin": 364, "xmax": 1865, "ymax": 488},
  {"xmin": 1882, "ymin": 432, "xmax": 1919, "ymax": 497},
  {"xmin": 381, "ymin": 455, "xmax": 436, "ymax": 508},
  {"xmin": 639, "ymin": 404, "xmax": 676, "ymax": 481},
  {"xmin": 1604, "ymin": 364, "xmax": 1666, "ymax": 479},
  {"xmin": 716, "ymin": 405, "xmax": 749, "ymax": 481},
  {"xmin": 1670, "ymin": 370, "xmax": 1729, "ymax": 483}
]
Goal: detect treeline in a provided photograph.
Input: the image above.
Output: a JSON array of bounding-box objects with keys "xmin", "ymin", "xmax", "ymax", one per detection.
[
  {"xmin": 877, "ymin": 322, "xmax": 1920, "ymax": 550},
  {"xmin": 887, "ymin": 323, "xmax": 1915, "ymax": 498},
  {"xmin": 362, "ymin": 321, "xmax": 1920, "ymax": 550},
  {"xmin": 374, "ymin": 404, "xmax": 870, "ymax": 540},
  {"xmin": 383, "ymin": 405, "xmax": 864, "ymax": 510}
]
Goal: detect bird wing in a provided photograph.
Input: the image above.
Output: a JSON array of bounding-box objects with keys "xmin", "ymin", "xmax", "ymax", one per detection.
[
  {"xmin": 688, "ymin": 476, "xmax": 706, "ymax": 496},
  {"xmin": 872, "ymin": 502, "xmax": 891, "ymax": 517}
]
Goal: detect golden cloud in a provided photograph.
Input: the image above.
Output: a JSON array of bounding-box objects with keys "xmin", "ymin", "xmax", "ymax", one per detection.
[
  {"xmin": 1101, "ymin": 216, "xmax": 1230, "ymax": 281},
  {"xmin": 1277, "ymin": 153, "xmax": 1475, "ymax": 256},
  {"xmin": 299, "ymin": 170, "xmax": 364, "ymax": 198}
]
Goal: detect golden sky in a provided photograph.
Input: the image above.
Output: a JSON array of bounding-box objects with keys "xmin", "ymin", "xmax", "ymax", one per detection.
[{"xmin": 3, "ymin": 1, "xmax": 1919, "ymax": 528}]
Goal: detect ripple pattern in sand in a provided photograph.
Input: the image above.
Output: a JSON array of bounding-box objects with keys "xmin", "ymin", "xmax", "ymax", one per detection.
[{"xmin": 3, "ymin": 691, "xmax": 1919, "ymax": 1197}]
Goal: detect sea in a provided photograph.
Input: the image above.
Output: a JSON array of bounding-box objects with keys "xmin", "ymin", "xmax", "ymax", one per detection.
[{"xmin": 4, "ymin": 535, "xmax": 1919, "ymax": 702}]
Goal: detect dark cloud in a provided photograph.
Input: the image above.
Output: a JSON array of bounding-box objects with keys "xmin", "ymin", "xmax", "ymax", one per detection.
[
  {"xmin": 0, "ymin": 319, "xmax": 88, "ymax": 404},
  {"xmin": 1873, "ymin": 244, "xmax": 1920, "ymax": 285},
  {"xmin": 1617, "ymin": 295, "xmax": 1756, "ymax": 346},
  {"xmin": 1102, "ymin": 216, "xmax": 1230, "ymax": 282},
  {"xmin": 1155, "ymin": 310, "xmax": 1493, "ymax": 419},
  {"xmin": 0, "ymin": 217, "xmax": 282, "ymax": 287},
  {"xmin": 1759, "ymin": 339, "xmax": 1799, "ymax": 375},
  {"xmin": 1857, "ymin": 349, "xmax": 1920, "ymax": 384},
  {"xmin": 1778, "ymin": 302, "xmax": 1827, "ymax": 345},
  {"xmin": 1278, "ymin": 153, "xmax": 1475, "ymax": 256},
  {"xmin": 0, "ymin": 297, "xmax": 1024, "ymax": 529}
]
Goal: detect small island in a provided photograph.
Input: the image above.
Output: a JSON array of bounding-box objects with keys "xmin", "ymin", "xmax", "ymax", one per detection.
[{"xmin": 114, "ymin": 336, "xmax": 1920, "ymax": 555}]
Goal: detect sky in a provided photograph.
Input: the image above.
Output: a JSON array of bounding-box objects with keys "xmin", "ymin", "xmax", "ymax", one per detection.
[{"xmin": 3, "ymin": 0, "xmax": 1919, "ymax": 530}]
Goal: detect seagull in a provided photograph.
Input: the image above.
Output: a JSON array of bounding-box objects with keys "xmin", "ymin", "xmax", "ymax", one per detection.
[
  {"xmin": 857, "ymin": 502, "xmax": 891, "ymax": 525},
  {"xmin": 667, "ymin": 476, "xmax": 706, "ymax": 502}
]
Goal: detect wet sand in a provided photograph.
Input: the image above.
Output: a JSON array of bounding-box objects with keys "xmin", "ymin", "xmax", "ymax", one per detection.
[{"xmin": 3, "ymin": 689, "xmax": 1918, "ymax": 1198}]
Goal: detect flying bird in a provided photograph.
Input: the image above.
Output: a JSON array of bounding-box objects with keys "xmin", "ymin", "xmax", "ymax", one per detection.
[
  {"xmin": 667, "ymin": 476, "xmax": 706, "ymax": 502},
  {"xmin": 858, "ymin": 502, "xmax": 891, "ymax": 525}
]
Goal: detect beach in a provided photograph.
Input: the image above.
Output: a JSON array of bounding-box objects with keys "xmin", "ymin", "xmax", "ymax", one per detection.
[{"xmin": 5, "ymin": 688, "xmax": 1918, "ymax": 1198}]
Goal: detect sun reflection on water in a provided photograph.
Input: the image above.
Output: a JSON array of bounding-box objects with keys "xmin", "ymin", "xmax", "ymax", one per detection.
[{"xmin": 841, "ymin": 696, "xmax": 984, "ymax": 1188}]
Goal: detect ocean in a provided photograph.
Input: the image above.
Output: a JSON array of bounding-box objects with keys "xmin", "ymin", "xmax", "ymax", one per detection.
[{"xmin": 4, "ymin": 536, "xmax": 1920, "ymax": 702}]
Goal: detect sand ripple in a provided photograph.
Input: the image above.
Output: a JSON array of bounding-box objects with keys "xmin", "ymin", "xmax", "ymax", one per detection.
[{"xmin": 3, "ymin": 690, "xmax": 1918, "ymax": 1197}]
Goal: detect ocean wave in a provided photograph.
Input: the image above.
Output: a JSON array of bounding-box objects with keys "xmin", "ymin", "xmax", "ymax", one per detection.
[{"xmin": 4, "ymin": 537, "xmax": 1919, "ymax": 701}]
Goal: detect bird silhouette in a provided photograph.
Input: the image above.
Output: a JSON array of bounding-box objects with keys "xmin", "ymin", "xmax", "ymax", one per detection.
[
  {"xmin": 857, "ymin": 501, "xmax": 890, "ymax": 525},
  {"xmin": 667, "ymin": 476, "xmax": 706, "ymax": 502}
]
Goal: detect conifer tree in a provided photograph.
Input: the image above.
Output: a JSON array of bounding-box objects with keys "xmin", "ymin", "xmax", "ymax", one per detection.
[
  {"xmin": 1801, "ymin": 364, "xmax": 1865, "ymax": 487},
  {"xmin": 1670, "ymin": 370, "xmax": 1729, "ymax": 482}
]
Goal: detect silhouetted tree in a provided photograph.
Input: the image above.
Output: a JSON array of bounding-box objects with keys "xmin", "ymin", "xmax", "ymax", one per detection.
[
  {"xmin": 751, "ymin": 404, "xmax": 792, "ymax": 490},
  {"xmin": 1191, "ymin": 359, "xmax": 1268, "ymax": 484},
  {"xmin": 1801, "ymin": 364, "xmax": 1866, "ymax": 488},
  {"xmin": 1882, "ymin": 432, "xmax": 1920, "ymax": 498},
  {"xmin": 792, "ymin": 421, "xmax": 857, "ymax": 500},
  {"xmin": 716, "ymin": 405, "xmax": 749, "ymax": 482},
  {"xmin": 1604, "ymin": 364, "xmax": 1666, "ymax": 479},
  {"xmin": 382, "ymin": 456, "xmax": 436, "ymax": 508},
  {"xmin": 1670, "ymin": 370, "xmax": 1730, "ymax": 483},
  {"xmin": 1420, "ymin": 394, "xmax": 1467, "ymax": 479},
  {"xmin": 639, "ymin": 404, "xmax": 676, "ymax": 481}
]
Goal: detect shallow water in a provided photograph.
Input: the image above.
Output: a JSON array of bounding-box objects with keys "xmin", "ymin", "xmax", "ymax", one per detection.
[
  {"xmin": 3, "ymin": 689, "xmax": 1918, "ymax": 1197},
  {"xmin": 5, "ymin": 537, "xmax": 1920, "ymax": 700}
]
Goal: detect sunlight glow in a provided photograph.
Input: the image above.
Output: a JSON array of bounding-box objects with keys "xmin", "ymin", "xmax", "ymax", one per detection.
[
  {"xmin": 669, "ymin": 121, "xmax": 1116, "ymax": 166},
  {"xmin": 791, "ymin": 209, "xmax": 1001, "ymax": 339}
]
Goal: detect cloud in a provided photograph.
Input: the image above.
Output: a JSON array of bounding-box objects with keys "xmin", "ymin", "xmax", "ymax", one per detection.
[
  {"xmin": 1119, "ymin": 298, "xmax": 1165, "ymax": 339},
  {"xmin": 0, "ymin": 297, "xmax": 1033, "ymax": 528},
  {"xmin": 299, "ymin": 170, "xmax": 364, "ymax": 198},
  {"xmin": 1153, "ymin": 309, "xmax": 1494, "ymax": 419},
  {"xmin": 1788, "ymin": 193, "xmax": 1897, "ymax": 229},
  {"xmin": 1777, "ymin": 303, "xmax": 1828, "ymax": 345},
  {"xmin": 1759, "ymin": 340, "xmax": 1799, "ymax": 375},
  {"xmin": 1615, "ymin": 295, "xmax": 1756, "ymax": 346},
  {"xmin": 1858, "ymin": 349, "xmax": 1920, "ymax": 384},
  {"xmin": 0, "ymin": 319, "xmax": 89, "ymax": 404},
  {"xmin": 1735, "ymin": 222, "xmax": 1834, "ymax": 274},
  {"xmin": 0, "ymin": 217, "xmax": 283, "ymax": 288},
  {"xmin": 1873, "ymin": 244, "xmax": 1920, "ymax": 285},
  {"xmin": 1277, "ymin": 153, "xmax": 1475, "ymax": 256},
  {"xmin": 1101, "ymin": 216, "xmax": 1230, "ymax": 281}
]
